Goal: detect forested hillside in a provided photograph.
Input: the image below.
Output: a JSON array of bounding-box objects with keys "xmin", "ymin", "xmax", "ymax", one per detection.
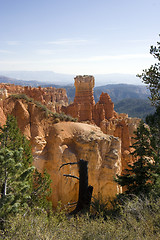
[
  {"xmin": 94, "ymin": 84, "xmax": 150, "ymax": 103},
  {"xmin": 114, "ymin": 98, "xmax": 155, "ymax": 119}
]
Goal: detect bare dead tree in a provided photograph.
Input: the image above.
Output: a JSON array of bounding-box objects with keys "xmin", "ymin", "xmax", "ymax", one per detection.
[{"xmin": 59, "ymin": 159, "xmax": 93, "ymax": 214}]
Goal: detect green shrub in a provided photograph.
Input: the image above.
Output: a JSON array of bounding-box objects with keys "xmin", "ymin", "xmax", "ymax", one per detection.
[
  {"xmin": 54, "ymin": 118, "xmax": 60, "ymax": 123},
  {"xmin": 52, "ymin": 112, "xmax": 77, "ymax": 123},
  {"xmin": 91, "ymin": 196, "xmax": 108, "ymax": 217},
  {"xmin": 10, "ymin": 94, "xmax": 77, "ymax": 122},
  {"xmin": 10, "ymin": 94, "xmax": 34, "ymax": 103}
]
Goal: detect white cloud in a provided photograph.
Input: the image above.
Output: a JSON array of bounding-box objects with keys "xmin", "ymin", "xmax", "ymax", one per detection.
[
  {"xmin": 0, "ymin": 53, "xmax": 154, "ymax": 74},
  {"xmin": 0, "ymin": 53, "xmax": 152, "ymax": 67},
  {"xmin": 46, "ymin": 53, "xmax": 151, "ymax": 63},
  {"xmin": 0, "ymin": 50, "xmax": 15, "ymax": 54},
  {"xmin": 6, "ymin": 41, "xmax": 22, "ymax": 46},
  {"xmin": 35, "ymin": 48, "xmax": 68, "ymax": 55},
  {"xmin": 46, "ymin": 39, "xmax": 88, "ymax": 45},
  {"xmin": 35, "ymin": 49, "xmax": 57, "ymax": 55},
  {"xmin": 86, "ymin": 54, "xmax": 152, "ymax": 61}
]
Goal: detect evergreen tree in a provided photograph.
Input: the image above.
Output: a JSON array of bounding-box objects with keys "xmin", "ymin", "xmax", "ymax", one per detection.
[
  {"xmin": 146, "ymin": 106, "xmax": 160, "ymax": 159},
  {"xmin": 115, "ymin": 120, "xmax": 154, "ymax": 196},
  {"xmin": 145, "ymin": 106, "xmax": 160, "ymax": 195},
  {"xmin": 0, "ymin": 148, "xmax": 34, "ymax": 228},
  {"xmin": 116, "ymin": 36, "xmax": 160, "ymax": 197},
  {"xmin": 0, "ymin": 115, "xmax": 52, "ymax": 228},
  {"xmin": 30, "ymin": 169, "xmax": 52, "ymax": 210},
  {"xmin": 138, "ymin": 36, "xmax": 160, "ymax": 107},
  {"xmin": 138, "ymin": 36, "xmax": 160, "ymax": 194},
  {"xmin": 0, "ymin": 115, "xmax": 33, "ymax": 167}
]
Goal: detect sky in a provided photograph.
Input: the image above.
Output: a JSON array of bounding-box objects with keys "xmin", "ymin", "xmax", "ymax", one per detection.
[{"xmin": 0, "ymin": 0, "xmax": 160, "ymax": 76}]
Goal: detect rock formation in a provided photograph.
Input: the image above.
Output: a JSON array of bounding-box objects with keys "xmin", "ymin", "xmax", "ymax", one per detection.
[
  {"xmin": 0, "ymin": 96, "xmax": 122, "ymax": 208},
  {"xmin": 62, "ymin": 75, "xmax": 95, "ymax": 121},
  {"xmin": 0, "ymin": 76, "xmax": 141, "ymax": 208},
  {"xmin": 63, "ymin": 75, "xmax": 140, "ymax": 172},
  {"xmin": 0, "ymin": 83, "xmax": 68, "ymax": 112},
  {"xmin": 1, "ymin": 97, "xmax": 51, "ymax": 158},
  {"xmin": 39, "ymin": 122, "xmax": 122, "ymax": 208}
]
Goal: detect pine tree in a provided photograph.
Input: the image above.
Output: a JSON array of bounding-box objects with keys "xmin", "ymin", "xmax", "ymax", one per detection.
[
  {"xmin": 116, "ymin": 36, "xmax": 160, "ymax": 197},
  {"xmin": 145, "ymin": 106, "xmax": 160, "ymax": 195},
  {"xmin": 115, "ymin": 120, "xmax": 154, "ymax": 196},
  {"xmin": 0, "ymin": 115, "xmax": 33, "ymax": 167},
  {"xmin": 138, "ymin": 36, "xmax": 160, "ymax": 195},
  {"xmin": 146, "ymin": 106, "xmax": 160, "ymax": 159},
  {"xmin": 0, "ymin": 148, "xmax": 34, "ymax": 228},
  {"xmin": 0, "ymin": 115, "xmax": 52, "ymax": 228},
  {"xmin": 30, "ymin": 169, "xmax": 52, "ymax": 210},
  {"xmin": 138, "ymin": 36, "xmax": 160, "ymax": 107}
]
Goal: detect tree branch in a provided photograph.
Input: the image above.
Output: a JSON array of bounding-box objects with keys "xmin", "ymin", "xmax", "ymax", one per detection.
[
  {"xmin": 59, "ymin": 162, "xmax": 78, "ymax": 170},
  {"xmin": 67, "ymin": 201, "xmax": 77, "ymax": 205},
  {"xmin": 63, "ymin": 174, "xmax": 79, "ymax": 180}
]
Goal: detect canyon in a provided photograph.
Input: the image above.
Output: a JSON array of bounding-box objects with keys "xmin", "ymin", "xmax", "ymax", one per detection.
[
  {"xmin": 0, "ymin": 76, "xmax": 140, "ymax": 208},
  {"xmin": 63, "ymin": 76, "xmax": 140, "ymax": 172}
]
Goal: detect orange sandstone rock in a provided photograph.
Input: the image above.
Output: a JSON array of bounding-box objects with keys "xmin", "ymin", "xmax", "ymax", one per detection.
[
  {"xmin": 39, "ymin": 122, "xmax": 122, "ymax": 208},
  {"xmin": 63, "ymin": 75, "xmax": 140, "ymax": 174},
  {"xmin": 0, "ymin": 83, "xmax": 68, "ymax": 112},
  {"xmin": 0, "ymin": 76, "xmax": 141, "ymax": 207},
  {"xmin": 63, "ymin": 75, "xmax": 95, "ymax": 121}
]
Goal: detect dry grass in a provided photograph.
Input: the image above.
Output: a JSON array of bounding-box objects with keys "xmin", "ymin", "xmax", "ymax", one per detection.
[{"xmin": 1, "ymin": 196, "xmax": 160, "ymax": 240}]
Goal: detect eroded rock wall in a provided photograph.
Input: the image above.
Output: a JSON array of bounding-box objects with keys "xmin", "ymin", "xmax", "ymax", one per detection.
[
  {"xmin": 0, "ymin": 83, "xmax": 68, "ymax": 112},
  {"xmin": 1, "ymin": 97, "xmax": 50, "ymax": 161},
  {"xmin": 62, "ymin": 75, "xmax": 95, "ymax": 121},
  {"xmin": 63, "ymin": 75, "xmax": 140, "ymax": 172},
  {"xmin": 0, "ymin": 76, "xmax": 141, "ymax": 208},
  {"xmin": 39, "ymin": 122, "xmax": 122, "ymax": 208}
]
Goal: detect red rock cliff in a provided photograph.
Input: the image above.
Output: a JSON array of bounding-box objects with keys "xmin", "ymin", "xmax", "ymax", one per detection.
[
  {"xmin": 62, "ymin": 75, "xmax": 95, "ymax": 121},
  {"xmin": 0, "ymin": 77, "xmax": 140, "ymax": 207},
  {"xmin": 0, "ymin": 96, "xmax": 122, "ymax": 207},
  {"xmin": 0, "ymin": 83, "xmax": 68, "ymax": 113},
  {"xmin": 63, "ymin": 75, "xmax": 140, "ymax": 172}
]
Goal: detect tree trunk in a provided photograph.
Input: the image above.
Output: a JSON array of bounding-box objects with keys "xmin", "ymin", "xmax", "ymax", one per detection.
[{"xmin": 70, "ymin": 159, "xmax": 93, "ymax": 215}]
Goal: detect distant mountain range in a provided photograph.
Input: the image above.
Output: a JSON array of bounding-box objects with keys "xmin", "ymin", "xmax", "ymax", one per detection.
[
  {"xmin": 0, "ymin": 71, "xmax": 143, "ymax": 86},
  {"xmin": 0, "ymin": 75, "xmax": 48, "ymax": 87},
  {"xmin": 0, "ymin": 74, "xmax": 153, "ymax": 119},
  {"xmin": 0, "ymin": 71, "xmax": 74, "ymax": 85}
]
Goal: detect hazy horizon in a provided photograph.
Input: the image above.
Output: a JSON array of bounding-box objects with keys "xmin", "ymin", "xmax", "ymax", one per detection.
[{"xmin": 0, "ymin": 70, "xmax": 143, "ymax": 86}]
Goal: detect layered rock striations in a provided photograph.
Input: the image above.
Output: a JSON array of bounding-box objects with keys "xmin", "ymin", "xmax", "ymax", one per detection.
[
  {"xmin": 0, "ymin": 95, "xmax": 122, "ymax": 208},
  {"xmin": 62, "ymin": 75, "xmax": 95, "ymax": 121},
  {"xmin": 63, "ymin": 75, "xmax": 140, "ymax": 172},
  {"xmin": 0, "ymin": 83, "xmax": 68, "ymax": 112},
  {"xmin": 39, "ymin": 122, "xmax": 122, "ymax": 208},
  {"xmin": 0, "ymin": 76, "xmax": 140, "ymax": 208},
  {"xmin": 1, "ymin": 97, "xmax": 52, "ymax": 162}
]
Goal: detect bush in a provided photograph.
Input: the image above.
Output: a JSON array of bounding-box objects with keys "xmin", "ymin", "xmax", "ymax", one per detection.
[
  {"xmin": 10, "ymin": 94, "xmax": 34, "ymax": 103},
  {"xmin": 52, "ymin": 112, "xmax": 77, "ymax": 123},
  {"xmin": 10, "ymin": 94, "xmax": 77, "ymax": 122},
  {"xmin": 91, "ymin": 196, "xmax": 108, "ymax": 217}
]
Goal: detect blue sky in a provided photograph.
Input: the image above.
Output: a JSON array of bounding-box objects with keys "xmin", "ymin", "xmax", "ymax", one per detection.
[{"xmin": 0, "ymin": 0, "xmax": 160, "ymax": 75}]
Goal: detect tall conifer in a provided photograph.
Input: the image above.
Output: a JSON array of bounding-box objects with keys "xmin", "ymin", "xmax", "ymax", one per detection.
[{"xmin": 115, "ymin": 121, "xmax": 154, "ymax": 195}]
